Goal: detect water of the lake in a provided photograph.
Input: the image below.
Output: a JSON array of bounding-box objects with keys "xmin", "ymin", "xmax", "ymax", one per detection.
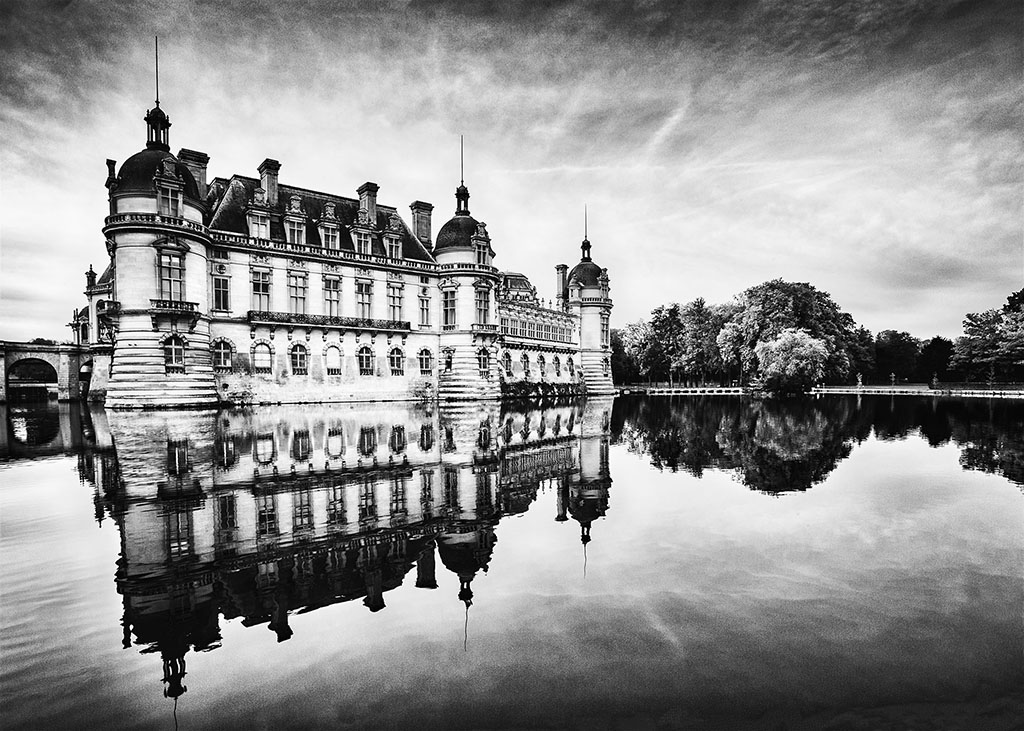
[{"xmin": 1, "ymin": 395, "xmax": 1021, "ymax": 730}]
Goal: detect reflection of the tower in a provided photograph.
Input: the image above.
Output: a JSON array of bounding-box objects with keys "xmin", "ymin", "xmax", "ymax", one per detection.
[{"xmin": 88, "ymin": 398, "xmax": 613, "ymax": 698}]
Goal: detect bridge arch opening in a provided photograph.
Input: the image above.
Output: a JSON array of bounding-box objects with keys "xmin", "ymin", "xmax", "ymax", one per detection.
[{"xmin": 7, "ymin": 358, "xmax": 59, "ymax": 402}]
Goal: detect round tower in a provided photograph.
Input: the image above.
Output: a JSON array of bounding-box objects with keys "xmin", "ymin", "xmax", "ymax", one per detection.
[
  {"xmin": 432, "ymin": 175, "xmax": 501, "ymax": 400},
  {"xmin": 101, "ymin": 99, "xmax": 217, "ymax": 408},
  {"xmin": 564, "ymin": 237, "xmax": 614, "ymax": 395}
]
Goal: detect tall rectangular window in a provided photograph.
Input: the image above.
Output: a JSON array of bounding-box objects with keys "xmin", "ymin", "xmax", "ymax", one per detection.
[
  {"xmin": 356, "ymin": 281, "xmax": 372, "ymax": 319},
  {"xmin": 322, "ymin": 227, "xmax": 339, "ymax": 250},
  {"xmin": 387, "ymin": 284, "xmax": 403, "ymax": 321},
  {"xmin": 159, "ymin": 253, "xmax": 184, "ymax": 301},
  {"xmin": 475, "ymin": 288, "xmax": 490, "ymax": 325},
  {"xmin": 252, "ymin": 270, "xmax": 271, "ymax": 310},
  {"xmin": 288, "ymin": 274, "xmax": 307, "ymax": 314},
  {"xmin": 257, "ymin": 494, "xmax": 278, "ymax": 537},
  {"xmin": 324, "ymin": 278, "xmax": 341, "ymax": 316},
  {"xmin": 442, "ymin": 290, "xmax": 456, "ymax": 328},
  {"xmin": 475, "ymin": 243, "xmax": 488, "ymax": 265},
  {"xmin": 213, "ymin": 277, "xmax": 229, "ymax": 311},
  {"xmin": 286, "ymin": 220, "xmax": 305, "ymax": 246},
  {"xmin": 601, "ymin": 313, "xmax": 610, "ymax": 346},
  {"xmin": 249, "ymin": 214, "xmax": 269, "ymax": 239},
  {"xmin": 158, "ymin": 187, "xmax": 180, "ymax": 217},
  {"xmin": 500, "ymin": 317, "xmax": 509, "ymax": 334},
  {"xmin": 355, "ymin": 232, "xmax": 371, "ymax": 256},
  {"xmin": 419, "ymin": 297, "xmax": 430, "ymax": 327},
  {"xmin": 387, "ymin": 237, "xmax": 402, "ymax": 259}
]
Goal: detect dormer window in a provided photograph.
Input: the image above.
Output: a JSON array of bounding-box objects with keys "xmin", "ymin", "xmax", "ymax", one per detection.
[
  {"xmin": 475, "ymin": 242, "xmax": 488, "ymax": 266},
  {"xmin": 158, "ymin": 186, "xmax": 181, "ymax": 217},
  {"xmin": 249, "ymin": 213, "xmax": 270, "ymax": 239},
  {"xmin": 322, "ymin": 226, "xmax": 339, "ymax": 250},
  {"xmin": 286, "ymin": 220, "xmax": 305, "ymax": 246},
  {"xmin": 355, "ymin": 232, "xmax": 372, "ymax": 256},
  {"xmin": 387, "ymin": 236, "xmax": 402, "ymax": 259}
]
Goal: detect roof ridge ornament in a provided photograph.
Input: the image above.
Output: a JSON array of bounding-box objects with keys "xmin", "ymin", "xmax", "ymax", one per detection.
[
  {"xmin": 143, "ymin": 36, "xmax": 171, "ymax": 151},
  {"xmin": 455, "ymin": 134, "xmax": 470, "ymax": 215}
]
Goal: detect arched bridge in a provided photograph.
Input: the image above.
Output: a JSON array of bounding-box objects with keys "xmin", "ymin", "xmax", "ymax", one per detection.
[{"xmin": 0, "ymin": 341, "xmax": 88, "ymax": 402}]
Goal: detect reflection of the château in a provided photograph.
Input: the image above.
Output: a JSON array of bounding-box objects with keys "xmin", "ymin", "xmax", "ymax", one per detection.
[{"xmin": 74, "ymin": 400, "xmax": 612, "ymax": 699}]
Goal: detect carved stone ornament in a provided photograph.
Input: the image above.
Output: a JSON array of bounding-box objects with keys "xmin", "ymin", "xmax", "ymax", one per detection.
[
  {"xmin": 253, "ymin": 187, "xmax": 267, "ymax": 206},
  {"xmin": 250, "ymin": 254, "xmax": 270, "ymax": 265},
  {"xmin": 289, "ymin": 195, "xmax": 303, "ymax": 213},
  {"xmin": 356, "ymin": 267, "xmax": 371, "ymax": 277},
  {"xmin": 288, "ymin": 258, "xmax": 308, "ymax": 270},
  {"xmin": 161, "ymin": 160, "xmax": 178, "ymax": 178},
  {"xmin": 475, "ymin": 221, "xmax": 489, "ymax": 238},
  {"xmin": 473, "ymin": 278, "xmax": 492, "ymax": 290},
  {"xmin": 387, "ymin": 272, "xmax": 405, "ymax": 282},
  {"xmin": 356, "ymin": 207, "xmax": 372, "ymax": 226},
  {"xmin": 324, "ymin": 263, "xmax": 341, "ymax": 273},
  {"xmin": 105, "ymin": 239, "xmax": 116, "ymax": 257},
  {"xmin": 438, "ymin": 277, "xmax": 459, "ymax": 290},
  {"xmin": 324, "ymin": 201, "xmax": 336, "ymax": 219},
  {"xmin": 387, "ymin": 213, "xmax": 404, "ymax": 232}
]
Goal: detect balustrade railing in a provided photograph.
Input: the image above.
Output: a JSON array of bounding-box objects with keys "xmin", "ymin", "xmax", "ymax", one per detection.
[
  {"xmin": 471, "ymin": 323, "xmax": 499, "ymax": 333},
  {"xmin": 105, "ymin": 213, "xmax": 208, "ymax": 235},
  {"xmin": 151, "ymin": 299, "xmax": 199, "ymax": 313},
  {"xmin": 247, "ymin": 310, "xmax": 410, "ymax": 331}
]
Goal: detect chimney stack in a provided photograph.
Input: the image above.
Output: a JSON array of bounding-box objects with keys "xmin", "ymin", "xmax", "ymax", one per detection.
[
  {"xmin": 358, "ymin": 182, "xmax": 379, "ymax": 222},
  {"xmin": 410, "ymin": 200, "xmax": 434, "ymax": 248},
  {"xmin": 555, "ymin": 264, "xmax": 568, "ymax": 309},
  {"xmin": 258, "ymin": 158, "xmax": 281, "ymax": 206},
  {"xmin": 178, "ymin": 149, "xmax": 210, "ymax": 199}
]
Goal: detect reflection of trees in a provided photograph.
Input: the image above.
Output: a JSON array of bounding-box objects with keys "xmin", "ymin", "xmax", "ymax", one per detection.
[{"xmin": 616, "ymin": 394, "xmax": 1024, "ymax": 492}]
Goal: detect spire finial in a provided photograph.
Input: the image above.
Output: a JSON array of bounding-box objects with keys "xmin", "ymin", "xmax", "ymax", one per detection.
[
  {"xmin": 154, "ymin": 36, "xmax": 160, "ymax": 107},
  {"xmin": 455, "ymin": 136, "xmax": 470, "ymax": 215},
  {"xmin": 460, "ymin": 134, "xmax": 464, "ymax": 186},
  {"xmin": 584, "ymin": 204, "xmax": 588, "ymax": 240}
]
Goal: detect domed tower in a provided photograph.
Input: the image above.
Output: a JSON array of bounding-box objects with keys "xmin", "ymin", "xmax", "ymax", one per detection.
[
  {"xmin": 561, "ymin": 235, "xmax": 614, "ymax": 395},
  {"xmin": 432, "ymin": 166, "xmax": 501, "ymax": 400},
  {"xmin": 101, "ymin": 97, "xmax": 217, "ymax": 408}
]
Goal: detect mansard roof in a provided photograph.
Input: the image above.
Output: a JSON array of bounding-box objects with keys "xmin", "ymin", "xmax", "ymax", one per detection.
[{"xmin": 207, "ymin": 175, "xmax": 435, "ymax": 263}]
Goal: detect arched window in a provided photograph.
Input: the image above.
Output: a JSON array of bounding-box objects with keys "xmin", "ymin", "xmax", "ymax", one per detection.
[
  {"xmin": 443, "ymin": 349, "xmax": 453, "ymax": 372},
  {"xmin": 358, "ymin": 426, "xmax": 377, "ymax": 456},
  {"xmin": 389, "ymin": 347, "xmax": 404, "ymax": 376},
  {"xmin": 164, "ymin": 336, "xmax": 185, "ymax": 373},
  {"xmin": 255, "ymin": 433, "xmax": 276, "ymax": 464},
  {"xmin": 501, "ymin": 351, "xmax": 512, "ymax": 375},
  {"xmin": 537, "ymin": 354, "xmax": 546, "ymax": 377},
  {"xmin": 325, "ymin": 345, "xmax": 342, "ymax": 376},
  {"xmin": 418, "ymin": 349, "xmax": 433, "ymax": 376},
  {"xmin": 389, "ymin": 425, "xmax": 406, "ymax": 453},
  {"xmin": 521, "ymin": 353, "xmax": 530, "ymax": 376},
  {"xmin": 253, "ymin": 344, "xmax": 273, "ymax": 374},
  {"xmin": 212, "ymin": 341, "xmax": 232, "ymax": 370},
  {"xmin": 358, "ymin": 346, "xmax": 374, "ymax": 376},
  {"xmin": 567, "ymin": 357, "xmax": 575, "ymax": 378},
  {"xmin": 419, "ymin": 424, "xmax": 434, "ymax": 451},
  {"xmin": 553, "ymin": 356, "xmax": 561, "ymax": 376},
  {"xmin": 477, "ymin": 348, "xmax": 489, "ymax": 375},
  {"xmin": 291, "ymin": 344, "xmax": 308, "ymax": 375}
]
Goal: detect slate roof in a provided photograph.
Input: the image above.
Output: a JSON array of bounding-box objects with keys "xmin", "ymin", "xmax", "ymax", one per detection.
[
  {"xmin": 115, "ymin": 149, "xmax": 202, "ymax": 201},
  {"xmin": 207, "ymin": 175, "xmax": 435, "ymax": 263}
]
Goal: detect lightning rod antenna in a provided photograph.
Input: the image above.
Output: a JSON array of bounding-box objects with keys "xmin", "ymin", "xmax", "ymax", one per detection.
[
  {"xmin": 460, "ymin": 135, "xmax": 464, "ymax": 186},
  {"xmin": 584, "ymin": 205, "xmax": 588, "ymax": 239},
  {"xmin": 155, "ymin": 36, "xmax": 160, "ymax": 106}
]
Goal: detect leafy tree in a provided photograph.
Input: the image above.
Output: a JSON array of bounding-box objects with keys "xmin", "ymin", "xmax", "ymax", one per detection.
[
  {"xmin": 847, "ymin": 326, "xmax": 876, "ymax": 383},
  {"xmin": 620, "ymin": 320, "xmax": 655, "ymax": 381},
  {"xmin": 874, "ymin": 330, "xmax": 921, "ymax": 382},
  {"xmin": 754, "ymin": 328, "xmax": 828, "ymax": 396},
  {"xmin": 916, "ymin": 336, "xmax": 955, "ymax": 382},
  {"xmin": 953, "ymin": 309, "xmax": 1006, "ymax": 380},
  {"xmin": 649, "ymin": 304, "xmax": 685, "ymax": 384},
  {"xmin": 724, "ymin": 280, "xmax": 856, "ymax": 384},
  {"xmin": 610, "ymin": 329, "xmax": 642, "ymax": 384},
  {"xmin": 677, "ymin": 297, "xmax": 724, "ymax": 385}
]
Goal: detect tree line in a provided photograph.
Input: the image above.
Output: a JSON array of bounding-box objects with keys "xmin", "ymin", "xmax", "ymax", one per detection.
[{"xmin": 610, "ymin": 280, "xmax": 1024, "ymax": 394}]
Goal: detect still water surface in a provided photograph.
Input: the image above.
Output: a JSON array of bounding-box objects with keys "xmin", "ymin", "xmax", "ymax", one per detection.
[{"xmin": 1, "ymin": 395, "xmax": 1022, "ymax": 730}]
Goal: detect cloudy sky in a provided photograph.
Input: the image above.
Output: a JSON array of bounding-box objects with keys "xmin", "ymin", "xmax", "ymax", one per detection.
[{"xmin": 1, "ymin": 0, "xmax": 1020, "ymax": 341}]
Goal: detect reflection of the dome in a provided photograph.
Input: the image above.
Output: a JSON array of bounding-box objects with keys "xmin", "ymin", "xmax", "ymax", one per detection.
[{"xmin": 76, "ymin": 399, "xmax": 613, "ymax": 700}]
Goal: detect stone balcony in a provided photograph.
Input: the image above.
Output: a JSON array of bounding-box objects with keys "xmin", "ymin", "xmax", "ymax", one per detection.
[
  {"xmin": 104, "ymin": 213, "xmax": 210, "ymax": 241},
  {"xmin": 247, "ymin": 310, "xmax": 411, "ymax": 333}
]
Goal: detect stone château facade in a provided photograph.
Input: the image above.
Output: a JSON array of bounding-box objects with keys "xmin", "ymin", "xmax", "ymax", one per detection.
[{"xmin": 71, "ymin": 97, "xmax": 614, "ymax": 408}]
